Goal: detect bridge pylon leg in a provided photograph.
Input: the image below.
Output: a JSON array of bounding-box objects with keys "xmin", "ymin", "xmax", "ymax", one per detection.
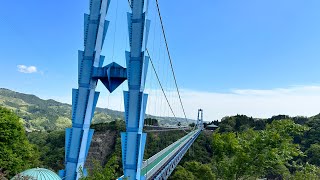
[
  {"xmin": 120, "ymin": 0, "xmax": 151, "ymax": 179},
  {"xmin": 60, "ymin": 0, "xmax": 127, "ymax": 179}
]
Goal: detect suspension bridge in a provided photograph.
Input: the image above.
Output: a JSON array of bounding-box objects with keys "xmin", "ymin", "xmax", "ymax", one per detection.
[{"xmin": 58, "ymin": 0, "xmax": 204, "ymax": 179}]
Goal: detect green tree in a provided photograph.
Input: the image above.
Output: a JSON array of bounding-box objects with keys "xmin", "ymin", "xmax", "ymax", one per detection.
[
  {"xmin": 189, "ymin": 123, "xmax": 195, "ymax": 128},
  {"xmin": 169, "ymin": 166, "xmax": 195, "ymax": 180},
  {"xmin": 183, "ymin": 161, "xmax": 215, "ymax": 180},
  {"xmin": 218, "ymin": 115, "xmax": 254, "ymax": 133},
  {"xmin": 27, "ymin": 130, "xmax": 65, "ymax": 171},
  {"xmin": 0, "ymin": 106, "xmax": 39, "ymax": 178},
  {"xmin": 292, "ymin": 163, "xmax": 320, "ymax": 179},
  {"xmin": 303, "ymin": 117, "xmax": 320, "ymax": 147},
  {"xmin": 211, "ymin": 119, "xmax": 308, "ymax": 179},
  {"xmin": 81, "ymin": 155, "xmax": 119, "ymax": 180},
  {"xmin": 306, "ymin": 143, "xmax": 320, "ymax": 166},
  {"xmin": 144, "ymin": 118, "xmax": 159, "ymax": 126}
]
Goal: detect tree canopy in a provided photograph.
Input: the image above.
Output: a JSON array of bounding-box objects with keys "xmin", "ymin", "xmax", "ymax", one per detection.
[
  {"xmin": 0, "ymin": 106, "xmax": 39, "ymax": 178},
  {"xmin": 211, "ymin": 119, "xmax": 308, "ymax": 179},
  {"xmin": 170, "ymin": 118, "xmax": 320, "ymax": 179}
]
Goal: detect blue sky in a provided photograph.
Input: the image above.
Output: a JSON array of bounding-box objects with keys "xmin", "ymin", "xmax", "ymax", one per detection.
[{"xmin": 1, "ymin": 0, "xmax": 320, "ymax": 120}]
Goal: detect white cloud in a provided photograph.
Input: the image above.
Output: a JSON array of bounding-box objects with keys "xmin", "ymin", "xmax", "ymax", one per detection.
[
  {"xmin": 17, "ymin": 65, "xmax": 37, "ymax": 73},
  {"xmin": 94, "ymin": 85, "xmax": 320, "ymax": 121},
  {"xmin": 179, "ymin": 85, "xmax": 320, "ymax": 121}
]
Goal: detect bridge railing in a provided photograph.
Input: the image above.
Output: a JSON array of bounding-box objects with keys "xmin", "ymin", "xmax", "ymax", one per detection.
[
  {"xmin": 141, "ymin": 130, "xmax": 199, "ymax": 178},
  {"xmin": 151, "ymin": 130, "xmax": 202, "ymax": 180}
]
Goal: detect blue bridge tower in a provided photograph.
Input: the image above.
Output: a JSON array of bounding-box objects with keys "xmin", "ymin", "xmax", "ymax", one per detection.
[
  {"xmin": 59, "ymin": 0, "xmax": 127, "ymax": 179},
  {"xmin": 120, "ymin": 0, "xmax": 151, "ymax": 179}
]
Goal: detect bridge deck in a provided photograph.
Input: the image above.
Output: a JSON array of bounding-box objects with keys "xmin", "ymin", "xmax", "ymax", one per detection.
[{"xmin": 140, "ymin": 130, "xmax": 199, "ymax": 178}]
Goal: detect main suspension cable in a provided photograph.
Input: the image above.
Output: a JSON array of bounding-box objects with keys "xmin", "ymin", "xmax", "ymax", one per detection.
[
  {"xmin": 146, "ymin": 48, "xmax": 177, "ymax": 121},
  {"xmin": 154, "ymin": 0, "xmax": 188, "ymax": 121},
  {"xmin": 147, "ymin": 49, "xmax": 188, "ymax": 134}
]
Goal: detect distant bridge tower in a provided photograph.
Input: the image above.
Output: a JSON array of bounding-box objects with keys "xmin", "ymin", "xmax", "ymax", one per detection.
[{"xmin": 197, "ymin": 109, "xmax": 204, "ymax": 129}]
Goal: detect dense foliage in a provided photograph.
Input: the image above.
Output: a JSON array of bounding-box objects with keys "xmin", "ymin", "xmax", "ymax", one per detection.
[
  {"xmin": 171, "ymin": 115, "xmax": 320, "ymax": 179},
  {"xmin": 0, "ymin": 107, "xmax": 40, "ymax": 178},
  {"xmin": 144, "ymin": 118, "xmax": 159, "ymax": 126},
  {"xmin": 27, "ymin": 130, "xmax": 65, "ymax": 171},
  {"xmin": 170, "ymin": 162, "xmax": 215, "ymax": 180},
  {"xmin": 210, "ymin": 120, "xmax": 307, "ymax": 179},
  {"xmin": 144, "ymin": 130, "xmax": 187, "ymax": 159}
]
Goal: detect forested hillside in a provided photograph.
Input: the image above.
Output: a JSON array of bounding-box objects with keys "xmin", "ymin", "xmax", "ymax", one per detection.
[{"xmin": 0, "ymin": 88, "xmax": 122, "ymax": 131}]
